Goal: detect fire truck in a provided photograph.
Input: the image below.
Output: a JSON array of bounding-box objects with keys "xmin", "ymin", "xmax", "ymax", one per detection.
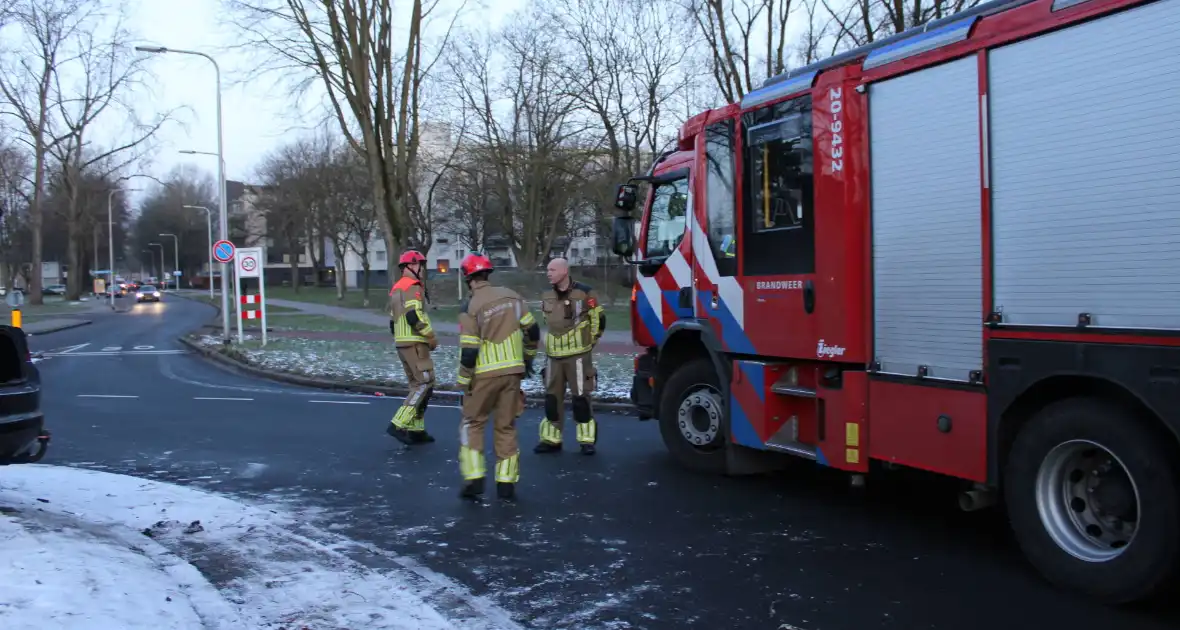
[{"xmin": 608, "ymin": 0, "xmax": 1180, "ymax": 605}]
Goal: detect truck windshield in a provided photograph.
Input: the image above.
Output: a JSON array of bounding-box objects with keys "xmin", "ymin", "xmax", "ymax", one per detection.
[{"xmin": 644, "ymin": 178, "xmax": 689, "ymax": 259}]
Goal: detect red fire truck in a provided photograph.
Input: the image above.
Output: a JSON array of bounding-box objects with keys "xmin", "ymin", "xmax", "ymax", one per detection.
[{"xmin": 609, "ymin": 0, "xmax": 1180, "ymax": 605}]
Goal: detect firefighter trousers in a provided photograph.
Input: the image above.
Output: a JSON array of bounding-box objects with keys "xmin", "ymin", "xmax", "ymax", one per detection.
[
  {"xmin": 459, "ymin": 373, "xmax": 524, "ymax": 483},
  {"xmin": 538, "ymin": 352, "xmax": 597, "ymax": 445},
  {"xmin": 391, "ymin": 343, "xmax": 434, "ymax": 434}
]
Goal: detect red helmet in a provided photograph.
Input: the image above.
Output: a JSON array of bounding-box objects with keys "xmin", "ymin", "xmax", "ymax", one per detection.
[
  {"xmin": 398, "ymin": 250, "xmax": 426, "ymax": 267},
  {"xmin": 460, "ymin": 253, "xmax": 493, "ymax": 277}
]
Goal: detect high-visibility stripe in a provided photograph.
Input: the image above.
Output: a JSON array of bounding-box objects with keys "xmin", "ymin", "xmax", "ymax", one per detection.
[
  {"xmin": 545, "ymin": 321, "xmax": 590, "ymax": 358},
  {"xmin": 474, "ymin": 330, "xmax": 523, "ymax": 374},
  {"xmin": 460, "ymin": 446, "xmax": 486, "ymax": 480},
  {"xmin": 495, "ymin": 454, "xmax": 520, "ymax": 483}
]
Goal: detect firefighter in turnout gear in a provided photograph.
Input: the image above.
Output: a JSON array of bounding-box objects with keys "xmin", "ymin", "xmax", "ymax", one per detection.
[
  {"xmin": 535, "ymin": 257, "xmax": 605, "ymax": 456},
  {"xmin": 386, "ymin": 249, "xmax": 439, "ymax": 445},
  {"xmin": 456, "ymin": 253, "xmax": 540, "ymax": 501}
]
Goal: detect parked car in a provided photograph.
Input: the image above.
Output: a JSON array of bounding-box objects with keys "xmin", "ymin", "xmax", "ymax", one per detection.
[
  {"xmin": 42, "ymin": 284, "xmax": 66, "ymax": 295},
  {"xmin": 136, "ymin": 284, "xmax": 161, "ymax": 303},
  {"xmin": 0, "ymin": 325, "xmax": 49, "ymax": 465}
]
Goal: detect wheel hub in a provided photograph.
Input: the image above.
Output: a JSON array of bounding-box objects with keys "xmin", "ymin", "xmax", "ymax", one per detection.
[
  {"xmin": 1035, "ymin": 439, "xmax": 1140, "ymax": 562},
  {"xmin": 677, "ymin": 388, "xmax": 723, "ymax": 447}
]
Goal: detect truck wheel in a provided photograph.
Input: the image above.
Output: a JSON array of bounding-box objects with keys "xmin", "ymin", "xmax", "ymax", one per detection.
[
  {"xmin": 1004, "ymin": 397, "xmax": 1180, "ymax": 604},
  {"xmin": 658, "ymin": 358, "xmax": 727, "ymax": 474}
]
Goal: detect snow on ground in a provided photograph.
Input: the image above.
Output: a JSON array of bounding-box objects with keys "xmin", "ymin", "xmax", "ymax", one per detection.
[
  {"xmin": 194, "ymin": 335, "xmax": 634, "ymax": 403},
  {"xmin": 0, "ymin": 464, "xmax": 522, "ymax": 630}
]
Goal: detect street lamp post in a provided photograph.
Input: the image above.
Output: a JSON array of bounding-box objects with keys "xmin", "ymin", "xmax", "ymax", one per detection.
[
  {"xmin": 141, "ymin": 250, "xmax": 152, "ymax": 278},
  {"xmin": 107, "ymin": 187, "xmax": 141, "ymax": 309},
  {"xmin": 183, "ymin": 205, "xmax": 214, "ymax": 298},
  {"xmin": 159, "ymin": 233, "xmax": 179, "ymax": 289},
  {"xmin": 137, "ymin": 45, "xmax": 230, "ymax": 342},
  {"xmin": 149, "ymin": 243, "xmax": 164, "ymax": 285}
]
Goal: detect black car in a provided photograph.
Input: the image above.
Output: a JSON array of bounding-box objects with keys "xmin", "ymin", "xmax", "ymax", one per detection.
[
  {"xmin": 0, "ymin": 325, "xmax": 49, "ymax": 464},
  {"xmin": 136, "ymin": 284, "xmax": 161, "ymax": 302}
]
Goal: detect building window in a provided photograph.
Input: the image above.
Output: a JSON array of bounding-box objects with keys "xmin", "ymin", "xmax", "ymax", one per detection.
[
  {"xmin": 741, "ymin": 94, "xmax": 814, "ymax": 276},
  {"xmin": 376, "ymin": 250, "xmax": 387, "ymax": 262},
  {"xmin": 437, "ymin": 259, "xmax": 450, "ymax": 273}
]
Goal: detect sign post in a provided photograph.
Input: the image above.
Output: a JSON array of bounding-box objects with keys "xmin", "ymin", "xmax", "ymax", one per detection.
[{"xmin": 234, "ymin": 246, "xmax": 266, "ymax": 345}]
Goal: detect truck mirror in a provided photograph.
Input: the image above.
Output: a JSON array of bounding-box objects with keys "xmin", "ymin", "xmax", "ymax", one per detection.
[
  {"xmin": 614, "ymin": 183, "xmax": 638, "ymax": 212},
  {"xmin": 611, "ymin": 215, "xmax": 635, "ymax": 258}
]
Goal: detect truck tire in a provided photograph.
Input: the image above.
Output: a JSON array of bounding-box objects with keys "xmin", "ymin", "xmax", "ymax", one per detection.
[
  {"xmin": 1004, "ymin": 397, "xmax": 1180, "ymax": 604},
  {"xmin": 658, "ymin": 358, "xmax": 728, "ymax": 474}
]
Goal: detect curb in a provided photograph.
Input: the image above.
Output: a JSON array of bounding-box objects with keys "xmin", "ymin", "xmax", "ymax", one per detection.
[
  {"xmin": 24, "ymin": 319, "xmax": 93, "ymax": 336},
  {"xmin": 176, "ymin": 335, "xmax": 637, "ymax": 413},
  {"xmin": 168, "ymin": 291, "xmax": 222, "ymax": 319}
]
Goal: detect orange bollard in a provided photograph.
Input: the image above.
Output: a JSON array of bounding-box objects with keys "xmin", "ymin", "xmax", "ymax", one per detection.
[{"xmin": 11, "ymin": 308, "xmax": 20, "ymax": 328}]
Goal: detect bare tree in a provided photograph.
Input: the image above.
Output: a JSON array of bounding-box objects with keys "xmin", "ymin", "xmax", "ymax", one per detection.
[
  {"xmin": 255, "ymin": 138, "xmax": 320, "ymax": 293},
  {"xmin": 0, "ymin": 0, "xmax": 92, "ymax": 304},
  {"xmin": 224, "ymin": 0, "xmax": 466, "ymax": 272},
  {"xmin": 44, "ymin": 8, "xmax": 175, "ymax": 299},
  {"xmin": 819, "ymin": 0, "xmax": 982, "ymax": 49},
  {"xmin": 684, "ymin": 0, "xmax": 798, "ymax": 104},
  {"xmin": 446, "ymin": 14, "xmax": 596, "ymax": 268},
  {"xmin": 0, "ymin": 143, "xmax": 31, "ymax": 288},
  {"xmin": 334, "ymin": 147, "xmax": 381, "ymax": 305}
]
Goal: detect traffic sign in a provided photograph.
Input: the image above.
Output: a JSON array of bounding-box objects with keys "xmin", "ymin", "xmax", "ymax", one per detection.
[
  {"xmin": 213, "ymin": 240, "xmax": 235, "ymax": 264},
  {"xmin": 235, "ymin": 246, "xmax": 262, "ymax": 279}
]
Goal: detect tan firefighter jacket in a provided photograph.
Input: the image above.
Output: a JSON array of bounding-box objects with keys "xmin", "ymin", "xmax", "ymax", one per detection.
[
  {"xmin": 541, "ymin": 280, "xmax": 605, "ymax": 358},
  {"xmin": 456, "ymin": 280, "xmax": 539, "ymax": 389},
  {"xmin": 388, "ymin": 276, "xmax": 436, "ymax": 348}
]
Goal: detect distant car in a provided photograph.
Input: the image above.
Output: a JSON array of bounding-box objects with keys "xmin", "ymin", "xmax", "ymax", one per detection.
[
  {"xmin": 136, "ymin": 284, "xmax": 161, "ymax": 303},
  {"xmin": 42, "ymin": 284, "xmax": 66, "ymax": 295},
  {"xmin": 0, "ymin": 325, "xmax": 49, "ymax": 465}
]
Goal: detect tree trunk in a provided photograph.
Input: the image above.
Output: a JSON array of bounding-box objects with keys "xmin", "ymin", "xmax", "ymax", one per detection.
[
  {"xmin": 66, "ymin": 212, "xmax": 83, "ymax": 301},
  {"xmin": 332, "ymin": 238, "xmax": 347, "ymax": 299},
  {"xmin": 361, "ymin": 256, "xmax": 371, "ymax": 307}
]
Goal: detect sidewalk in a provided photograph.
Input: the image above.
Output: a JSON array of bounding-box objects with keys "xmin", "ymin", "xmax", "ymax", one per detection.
[{"xmin": 264, "ymin": 297, "xmax": 637, "ymax": 347}]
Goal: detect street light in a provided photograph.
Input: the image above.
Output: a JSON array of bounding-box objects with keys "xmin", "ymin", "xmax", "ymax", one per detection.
[
  {"xmin": 107, "ymin": 187, "xmax": 141, "ymax": 309},
  {"xmin": 148, "ymin": 243, "xmax": 164, "ymax": 285},
  {"xmin": 183, "ymin": 204, "xmax": 214, "ymax": 298},
  {"xmin": 159, "ymin": 233, "xmax": 179, "ymax": 289},
  {"xmin": 141, "ymin": 250, "xmax": 153, "ymax": 278},
  {"xmin": 137, "ymin": 45, "xmax": 230, "ymax": 342}
]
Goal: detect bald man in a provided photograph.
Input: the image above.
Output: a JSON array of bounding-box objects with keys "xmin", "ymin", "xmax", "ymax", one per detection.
[{"xmin": 535, "ymin": 257, "xmax": 605, "ymax": 455}]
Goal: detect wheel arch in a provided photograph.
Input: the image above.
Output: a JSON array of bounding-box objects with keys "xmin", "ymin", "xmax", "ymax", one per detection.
[
  {"xmin": 654, "ymin": 320, "xmax": 730, "ymax": 418},
  {"xmin": 995, "ymin": 373, "xmax": 1180, "ymax": 487}
]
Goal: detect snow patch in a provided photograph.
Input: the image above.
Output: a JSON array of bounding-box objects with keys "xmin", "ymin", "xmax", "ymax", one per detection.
[
  {"xmin": 193, "ymin": 335, "xmax": 634, "ymax": 402},
  {"xmin": 0, "ymin": 465, "xmax": 523, "ymax": 629}
]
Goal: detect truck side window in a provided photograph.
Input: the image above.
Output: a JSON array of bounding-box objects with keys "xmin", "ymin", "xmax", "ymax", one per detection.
[
  {"xmin": 644, "ymin": 178, "xmax": 689, "ymax": 259},
  {"xmin": 704, "ymin": 120, "xmax": 738, "ymax": 276},
  {"xmin": 741, "ymin": 95, "xmax": 815, "ymax": 276}
]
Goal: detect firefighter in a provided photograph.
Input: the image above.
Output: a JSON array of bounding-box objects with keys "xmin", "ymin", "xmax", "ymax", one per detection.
[
  {"xmin": 386, "ymin": 249, "xmax": 439, "ymax": 445},
  {"xmin": 455, "ymin": 253, "xmax": 540, "ymax": 501},
  {"xmin": 534, "ymin": 257, "xmax": 605, "ymax": 456}
]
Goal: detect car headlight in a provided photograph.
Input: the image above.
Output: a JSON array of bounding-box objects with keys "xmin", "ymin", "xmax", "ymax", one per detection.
[{"xmin": 136, "ymin": 292, "xmax": 143, "ymax": 298}]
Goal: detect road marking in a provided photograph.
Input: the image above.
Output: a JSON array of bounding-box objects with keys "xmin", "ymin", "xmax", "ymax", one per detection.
[
  {"xmin": 309, "ymin": 400, "xmax": 370, "ymax": 405},
  {"xmin": 193, "ymin": 397, "xmax": 254, "ymax": 401},
  {"xmin": 76, "ymin": 394, "xmax": 138, "ymax": 398},
  {"xmin": 40, "ymin": 350, "xmax": 188, "ymax": 357},
  {"xmin": 133, "ymin": 345, "xmax": 154, "ymax": 350},
  {"xmin": 54, "ymin": 343, "xmax": 90, "ymax": 354},
  {"xmin": 102, "ymin": 346, "xmax": 121, "ymax": 351}
]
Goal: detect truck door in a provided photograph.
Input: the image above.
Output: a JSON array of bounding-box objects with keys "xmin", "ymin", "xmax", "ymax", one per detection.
[
  {"xmin": 695, "ymin": 120, "xmax": 748, "ymax": 352},
  {"xmin": 634, "ymin": 167, "xmax": 693, "ymax": 346}
]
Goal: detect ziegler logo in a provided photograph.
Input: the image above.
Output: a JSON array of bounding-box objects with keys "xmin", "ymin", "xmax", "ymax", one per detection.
[
  {"xmin": 817, "ymin": 339, "xmax": 846, "ymax": 358},
  {"xmin": 829, "ymin": 87, "xmax": 844, "ymax": 173}
]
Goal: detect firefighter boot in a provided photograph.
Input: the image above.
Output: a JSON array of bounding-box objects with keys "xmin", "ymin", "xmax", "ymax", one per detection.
[
  {"xmin": 534, "ymin": 395, "xmax": 563, "ymax": 454},
  {"xmin": 459, "ymin": 446, "xmax": 487, "ymax": 501},
  {"xmin": 573, "ymin": 397, "xmax": 597, "ymax": 456},
  {"xmin": 460, "ymin": 477, "xmax": 485, "ymax": 501},
  {"xmin": 495, "ymin": 454, "xmax": 519, "ymax": 501},
  {"xmin": 387, "ymin": 404, "xmax": 418, "ymax": 445},
  {"xmin": 409, "ymin": 388, "xmax": 435, "ymax": 443}
]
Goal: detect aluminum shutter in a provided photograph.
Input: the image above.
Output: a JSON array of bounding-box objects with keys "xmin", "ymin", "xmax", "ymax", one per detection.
[
  {"xmin": 989, "ymin": 0, "xmax": 1180, "ymax": 330},
  {"xmin": 870, "ymin": 55, "xmax": 983, "ymax": 382}
]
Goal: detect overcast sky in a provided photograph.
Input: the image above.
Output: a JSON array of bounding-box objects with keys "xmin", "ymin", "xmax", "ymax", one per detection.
[{"xmin": 128, "ymin": 0, "xmax": 515, "ymax": 196}]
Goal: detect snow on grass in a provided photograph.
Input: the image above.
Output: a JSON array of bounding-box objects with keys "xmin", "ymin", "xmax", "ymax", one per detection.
[
  {"xmin": 193, "ymin": 334, "xmax": 635, "ymax": 403},
  {"xmin": 0, "ymin": 464, "xmax": 522, "ymax": 630}
]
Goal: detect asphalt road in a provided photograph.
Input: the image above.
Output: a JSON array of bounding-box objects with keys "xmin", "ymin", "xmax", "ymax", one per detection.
[{"xmin": 23, "ymin": 295, "xmax": 1180, "ymax": 630}]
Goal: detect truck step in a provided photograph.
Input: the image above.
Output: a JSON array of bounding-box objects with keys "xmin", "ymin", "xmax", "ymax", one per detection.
[
  {"xmin": 770, "ymin": 383, "xmax": 817, "ymax": 398},
  {"xmin": 763, "ymin": 416, "xmax": 818, "ymax": 460}
]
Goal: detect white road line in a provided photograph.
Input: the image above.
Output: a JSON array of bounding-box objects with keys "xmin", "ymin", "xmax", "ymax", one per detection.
[
  {"xmin": 76, "ymin": 394, "xmax": 138, "ymax": 399},
  {"xmin": 41, "ymin": 350, "xmax": 188, "ymax": 356},
  {"xmin": 309, "ymin": 400, "xmax": 370, "ymax": 405},
  {"xmin": 56, "ymin": 343, "xmax": 90, "ymax": 354},
  {"xmin": 193, "ymin": 397, "xmax": 254, "ymax": 401}
]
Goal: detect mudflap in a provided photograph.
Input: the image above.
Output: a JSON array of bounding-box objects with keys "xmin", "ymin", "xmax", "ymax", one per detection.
[
  {"xmin": 631, "ymin": 348, "xmax": 657, "ymax": 420},
  {"xmin": 725, "ymin": 442, "xmax": 790, "ymax": 476},
  {"xmin": 5, "ymin": 430, "xmax": 51, "ymax": 465}
]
